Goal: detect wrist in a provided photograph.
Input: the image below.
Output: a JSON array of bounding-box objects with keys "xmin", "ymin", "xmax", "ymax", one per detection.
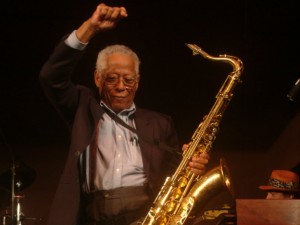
[{"xmin": 76, "ymin": 20, "xmax": 98, "ymax": 43}]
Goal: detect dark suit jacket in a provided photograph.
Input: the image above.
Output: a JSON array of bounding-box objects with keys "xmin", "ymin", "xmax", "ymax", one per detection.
[{"xmin": 40, "ymin": 38, "xmax": 180, "ymax": 225}]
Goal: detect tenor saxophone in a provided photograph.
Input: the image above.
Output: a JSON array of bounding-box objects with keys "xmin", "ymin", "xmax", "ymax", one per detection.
[{"xmin": 140, "ymin": 44, "xmax": 243, "ymax": 225}]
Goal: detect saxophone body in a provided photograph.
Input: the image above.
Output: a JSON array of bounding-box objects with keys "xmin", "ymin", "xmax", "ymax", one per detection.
[{"xmin": 141, "ymin": 44, "xmax": 243, "ymax": 225}]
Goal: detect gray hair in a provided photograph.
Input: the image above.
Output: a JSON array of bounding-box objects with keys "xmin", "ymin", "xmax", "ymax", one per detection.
[{"xmin": 95, "ymin": 44, "xmax": 140, "ymax": 80}]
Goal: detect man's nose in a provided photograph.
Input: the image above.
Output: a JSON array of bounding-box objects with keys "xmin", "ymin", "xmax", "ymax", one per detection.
[{"xmin": 115, "ymin": 78, "xmax": 127, "ymax": 89}]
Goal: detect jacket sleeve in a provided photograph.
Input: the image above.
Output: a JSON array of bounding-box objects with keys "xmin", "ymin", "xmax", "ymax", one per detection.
[{"xmin": 39, "ymin": 36, "xmax": 85, "ymax": 125}]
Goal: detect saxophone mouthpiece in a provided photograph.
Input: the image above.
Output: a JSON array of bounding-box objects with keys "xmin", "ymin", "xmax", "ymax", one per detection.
[
  {"xmin": 287, "ymin": 78, "xmax": 300, "ymax": 101},
  {"xmin": 185, "ymin": 43, "xmax": 201, "ymax": 56}
]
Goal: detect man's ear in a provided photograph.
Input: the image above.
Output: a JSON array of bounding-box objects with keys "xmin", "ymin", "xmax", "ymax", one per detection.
[
  {"xmin": 135, "ymin": 75, "xmax": 140, "ymax": 90},
  {"xmin": 94, "ymin": 70, "xmax": 101, "ymax": 87}
]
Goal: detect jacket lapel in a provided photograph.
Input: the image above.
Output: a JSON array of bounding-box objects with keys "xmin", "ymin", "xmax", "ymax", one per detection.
[{"xmin": 134, "ymin": 108, "xmax": 152, "ymax": 178}]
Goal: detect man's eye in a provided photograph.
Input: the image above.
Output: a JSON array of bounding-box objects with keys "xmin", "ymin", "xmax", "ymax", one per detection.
[
  {"xmin": 124, "ymin": 78, "xmax": 135, "ymax": 84},
  {"xmin": 105, "ymin": 76, "xmax": 118, "ymax": 83}
]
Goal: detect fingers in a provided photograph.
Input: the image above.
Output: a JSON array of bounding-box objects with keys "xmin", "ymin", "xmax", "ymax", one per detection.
[
  {"xmin": 97, "ymin": 3, "xmax": 127, "ymax": 21},
  {"xmin": 181, "ymin": 144, "xmax": 210, "ymax": 175},
  {"xmin": 182, "ymin": 144, "xmax": 188, "ymax": 151},
  {"xmin": 76, "ymin": 3, "xmax": 127, "ymax": 43},
  {"xmin": 188, "ymin": 153, "xmax": 210, "ymax": 175}
]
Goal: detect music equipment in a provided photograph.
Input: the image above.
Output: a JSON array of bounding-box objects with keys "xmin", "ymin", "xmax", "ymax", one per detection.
[{"xmin": 140, "ymin": 44, "xmax": 244, "ymax": 225}]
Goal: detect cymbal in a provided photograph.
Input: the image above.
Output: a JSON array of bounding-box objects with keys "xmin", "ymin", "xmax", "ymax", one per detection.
[
  {"xmin": 0, "ymin": 162, "xmax": 36, "ymax": 192},
  {"xmin": 0, "ymin": 187, "xmax": 10, "ymax": 209}
]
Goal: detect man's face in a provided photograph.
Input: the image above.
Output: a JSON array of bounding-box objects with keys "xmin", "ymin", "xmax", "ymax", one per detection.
[
  {"xmin": 95, "ymin": 53, "xmax": 139, "ymax": 113},
  {"xmin": 266, "ymin": 191, "xmax": 294, "ymax": 199}
]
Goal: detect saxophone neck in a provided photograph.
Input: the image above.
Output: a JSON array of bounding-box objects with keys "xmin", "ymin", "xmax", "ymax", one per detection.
[{"xmin": 186, "ymin": 43, "xmax": 244, "ymax": 78}]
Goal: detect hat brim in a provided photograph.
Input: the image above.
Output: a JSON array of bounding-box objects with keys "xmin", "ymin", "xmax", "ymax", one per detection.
[{"xmin": 259, "ymin": 185, "xmax": 300, "ymax": 192}]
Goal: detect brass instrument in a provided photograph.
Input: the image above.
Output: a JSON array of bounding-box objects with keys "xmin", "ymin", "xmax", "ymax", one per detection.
[{"xmin": 140, "ymin": 44, "xmax": 243, "ymax": 225}]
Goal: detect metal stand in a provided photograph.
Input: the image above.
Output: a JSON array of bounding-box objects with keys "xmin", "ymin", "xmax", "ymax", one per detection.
[{"xmin": 1, "ymin": 130, "xmax": 39, "ymax": 225}]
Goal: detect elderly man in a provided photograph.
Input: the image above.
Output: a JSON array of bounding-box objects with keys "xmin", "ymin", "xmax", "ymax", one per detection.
[{"xmin": 40, "ymin": 3, "xmax": 209, "ymax": 225}]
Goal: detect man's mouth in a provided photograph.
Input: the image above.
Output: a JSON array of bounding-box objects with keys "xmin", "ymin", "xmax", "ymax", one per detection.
[{"xmin": 113, "ymin": 96, "xmax": 127, "ymax": 102}]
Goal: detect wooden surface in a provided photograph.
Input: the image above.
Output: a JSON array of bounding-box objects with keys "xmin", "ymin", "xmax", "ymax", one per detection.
[{"xmin": 236, "ymin": 199, "xmax": 300, "ymax": 225}]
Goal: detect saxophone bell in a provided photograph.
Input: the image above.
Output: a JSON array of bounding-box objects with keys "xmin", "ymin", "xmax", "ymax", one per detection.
[{"xmin": 169, "ymin": 158, "xmax": 234, "ymax": 225}]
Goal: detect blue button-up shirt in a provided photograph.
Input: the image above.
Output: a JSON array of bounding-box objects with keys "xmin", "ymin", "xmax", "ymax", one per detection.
[{"xmin": 82, "ymin": 102, "xmax": 147, "ymax": 192}]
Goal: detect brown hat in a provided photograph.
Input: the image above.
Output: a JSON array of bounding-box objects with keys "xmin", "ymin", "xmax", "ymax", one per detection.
[{"xmin": 259, "ymin": 170, "xmax": 300, "ymax": 192}]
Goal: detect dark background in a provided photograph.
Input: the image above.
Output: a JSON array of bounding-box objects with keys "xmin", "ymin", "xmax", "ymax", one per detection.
[{"xmin": 1, "ymin": 0, "xmax": 300, "ymax": 224}]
